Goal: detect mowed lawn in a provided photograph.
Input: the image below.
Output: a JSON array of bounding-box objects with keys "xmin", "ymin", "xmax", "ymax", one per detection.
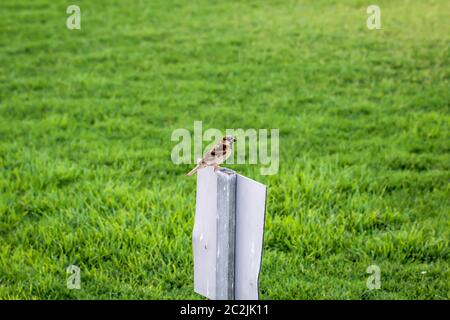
[{"xmin": 0, "ymin": 0, "xmax": 449, "ymax": 299}]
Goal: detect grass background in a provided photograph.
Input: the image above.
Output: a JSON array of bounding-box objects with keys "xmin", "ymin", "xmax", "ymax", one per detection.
[{"xmin": 0, "ymin": 0, "xmax": 449, "ymax": 299}]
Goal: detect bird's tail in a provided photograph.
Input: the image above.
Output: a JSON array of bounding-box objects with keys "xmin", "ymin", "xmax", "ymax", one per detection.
[{"xmin": 186, "ymin": 165, "xmax": 200, "ymax": 176}]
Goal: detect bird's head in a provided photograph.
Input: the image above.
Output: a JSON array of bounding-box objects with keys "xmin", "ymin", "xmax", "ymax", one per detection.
[{"xmin": 222, "ymin": 135, "xmax": 237, "ymax": 144}]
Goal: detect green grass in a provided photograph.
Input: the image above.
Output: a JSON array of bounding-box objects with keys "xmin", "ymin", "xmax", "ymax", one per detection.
[{"xmin": 0, "ymin": 0, "xmax": 449, "ymax": 299}]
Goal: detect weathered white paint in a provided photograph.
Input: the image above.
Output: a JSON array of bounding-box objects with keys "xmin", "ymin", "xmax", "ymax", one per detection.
[
  {"xmin": 192, "ymin": 167, "xmax": 217, "ymax": 300},
  {"xmin": 235, "ymin": 174, "xmax": 266, "ymax": 300}
]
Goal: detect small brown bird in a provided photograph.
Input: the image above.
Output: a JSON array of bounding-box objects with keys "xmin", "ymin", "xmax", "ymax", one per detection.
[{"xmin": 186, "ymin": 135, "xmax": 237, "ymax": 176}]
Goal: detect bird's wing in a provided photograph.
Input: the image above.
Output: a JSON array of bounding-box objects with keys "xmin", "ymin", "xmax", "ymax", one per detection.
[{"xmin": 203, "ymin": 142, "xmax": 228, "ymax": 163}]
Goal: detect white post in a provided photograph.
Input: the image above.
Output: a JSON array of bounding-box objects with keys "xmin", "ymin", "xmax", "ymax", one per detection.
[{"xmin": 193, "ymin": 167, "xmax": 266, "ymax": 300}]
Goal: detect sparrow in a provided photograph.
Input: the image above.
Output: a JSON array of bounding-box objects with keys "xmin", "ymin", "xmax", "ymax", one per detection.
[{"xmin": 186, "ymin": 135, "xmax": 237, "ymax": 176}]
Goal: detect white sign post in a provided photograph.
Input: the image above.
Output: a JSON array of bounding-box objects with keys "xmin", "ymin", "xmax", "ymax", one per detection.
[{"xmin": 192, "ymin": 167, "xmax": 267, "ymax": 300}]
